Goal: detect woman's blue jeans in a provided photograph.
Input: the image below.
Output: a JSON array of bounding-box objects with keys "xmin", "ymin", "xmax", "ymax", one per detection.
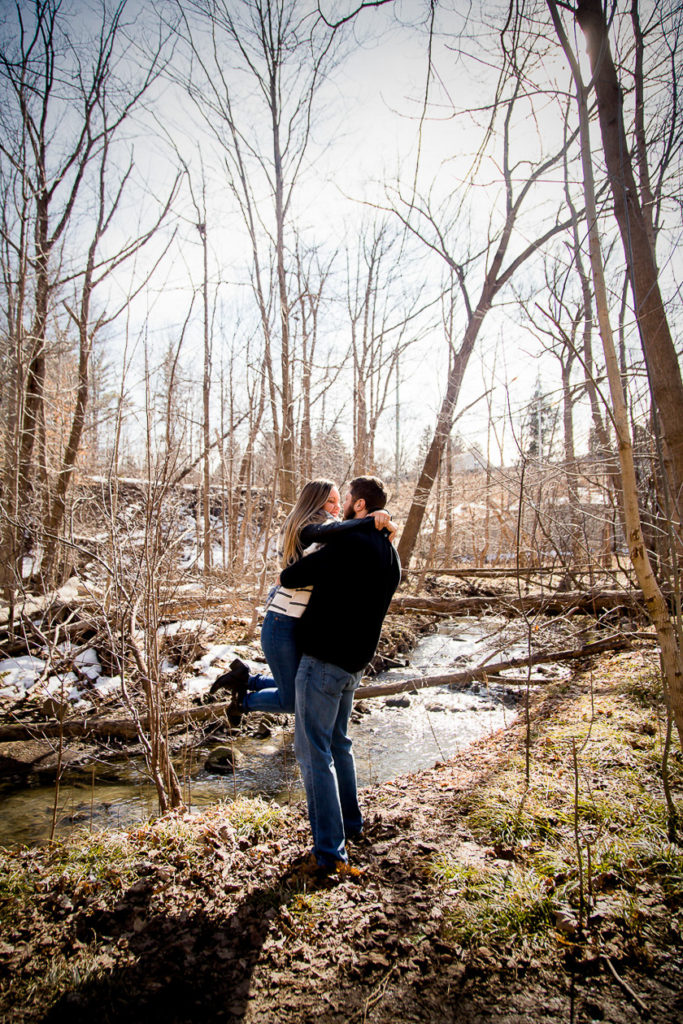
[
  {"xmin": 294, "ymin": 654, "xmax": 363, "ymax": 866},
  {"xmin": 244, "ymin": 610, "xmax": 300, "ymax": 714}
]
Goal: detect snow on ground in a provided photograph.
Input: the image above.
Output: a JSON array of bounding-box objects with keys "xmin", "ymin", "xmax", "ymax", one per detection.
[
  {"xmin": 0, "ymin": 656, "xmax": 46, "ymax": 697},
  {"xmin": 0, "ymin": 633, "xmax": 245, "ymax": 704},
  {"xmin": 158, "ymin": 620, "xmax": 207, "ymax": 635},
  {"xmin": 183, "ymin": 642, "xmax": 247, "ymax": 695},
  {"xmin": 45, "ymin": 672, "xmax": 78, "ymax": 695},
  {"xmin": 92, "ymin": 675, "xmax": 122, "ymax": 696},
  {"xmin": 74, "ymin": 649, "xmax": 103, "ymax": 681},
  {"xmin": 194, "ymin": 644, "xmax": 234, "ymax": 672}
]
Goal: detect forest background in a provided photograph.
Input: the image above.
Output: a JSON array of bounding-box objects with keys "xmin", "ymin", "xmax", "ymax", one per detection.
[
  {"xmin": 3, "ymin": 6, "xmax": 683, "ymax": 1020},
  {"xmin": 1, "ymin": 0, "xmax": 683, "ymax": 804}
]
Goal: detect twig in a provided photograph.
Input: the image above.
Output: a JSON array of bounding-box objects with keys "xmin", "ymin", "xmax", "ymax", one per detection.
[
  {"xmin": 601, "ymin": 955, "xmax": 650, "ymax": 1017},
  {"xmin": 572, "ymin": 738, "xmax": 585, "ymax": 929},
  {"xmin": 350, "ymin": 964, "xmax": 396, "ymax": 1023}
]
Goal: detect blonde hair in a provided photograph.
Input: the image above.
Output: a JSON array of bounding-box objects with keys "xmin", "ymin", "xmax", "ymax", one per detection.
[{"xmin": 280, "ymin": 478, "xmax": 336, "ymax": 567}]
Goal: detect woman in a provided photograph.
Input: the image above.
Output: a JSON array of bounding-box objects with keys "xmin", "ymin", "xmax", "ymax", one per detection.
[{"xmin": 211, "ymin": 478, "xmax": 395, "ymax": 715}]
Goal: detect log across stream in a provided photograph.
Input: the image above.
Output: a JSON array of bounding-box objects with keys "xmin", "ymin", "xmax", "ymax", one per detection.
[{"xmin": 0, "ymin": 616, "xmax": 606, "ymax": 846}]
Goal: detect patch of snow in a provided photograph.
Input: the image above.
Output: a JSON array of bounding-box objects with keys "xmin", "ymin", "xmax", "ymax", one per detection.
[
  {"xmin": 185, "ymin": 674, "xmax": 213, "ymax": 695},
  {"xmin": 92, "ymin": 675, "xmax": 121, "ymax": 695},
  {"xmin": 194, "ymin": 643, "xmax": 235, "ymax": 671},
  {"xmin": 158, "ymin": 620, "xmax": 207, "ymax": 636},
  {"xmin": 56, "ymin": 578, "xmax": 85, "ymax": 602},
  {"xmin": 22, "ymin": 555, "xmax": 40, "ymax": 578},
  {"xmin": 74, "ymin": 649, "xmax": 102, "ymax": 681},
  {"xmin": 74, "ymin": 649, "xmax": 101, "ymax": 666},
  {"xmin": 0, "ymin": 655, "xmax": 46, "ymax": 694},
  {"xmin": 80, "ymin": 664, "xmax": 103, "ymax": 681},
  {"xmin": 46, "ymin": 673, "xmax": 78, "ymax": 694}
]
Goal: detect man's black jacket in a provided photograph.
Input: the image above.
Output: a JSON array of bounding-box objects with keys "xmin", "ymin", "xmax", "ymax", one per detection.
[{"xmin": 279, "ymin": 519, "xmax": 401, "ymax": 673}]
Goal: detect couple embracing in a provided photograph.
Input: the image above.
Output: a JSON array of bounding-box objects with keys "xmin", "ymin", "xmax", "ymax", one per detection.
[{"xmin": 213, "ymin": 476, "xmax": 401, "ymax": 874}]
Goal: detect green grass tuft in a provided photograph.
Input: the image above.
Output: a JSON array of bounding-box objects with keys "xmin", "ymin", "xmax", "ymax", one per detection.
[
  {"xmin": 219, "ymin": 795, "xmax": 288, "ymax": 840},
  {"xmin": 432, "ymin": 856, "xmax": 557, "ymax": 950}
]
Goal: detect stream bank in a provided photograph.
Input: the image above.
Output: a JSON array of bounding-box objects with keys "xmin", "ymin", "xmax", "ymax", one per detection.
[
  {"xmin": 1, "ymin": 615, "xmax": 551, "ymax": 846},
  {"xmin": 1, "ymin": 643, "xmax": 681, "ymax": 1023}
]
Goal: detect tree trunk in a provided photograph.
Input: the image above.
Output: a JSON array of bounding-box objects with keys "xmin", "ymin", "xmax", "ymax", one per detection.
[
  {"xmin": 561, "ymin": 360, "xmax": 582, "ymax": 561},
  {"xmin": 271, "ymin": 72, "xmax": 296, "ymax": 507},
  {"xmin": 549, "ymin": 0, "xmax": 683, "ymax": 748},
  {"xmin": 398, "ymin": 310, "xmax": 488, "ymax": 565},
  {"xmin": 576, "ymin": 0, "xmax": 683, "ymax": 519},
  {"xmin": 201, "ymin": 219, "xmax": 212, "ymax": 574}
]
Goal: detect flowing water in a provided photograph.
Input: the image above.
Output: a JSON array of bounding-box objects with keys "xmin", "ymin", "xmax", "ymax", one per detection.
[{"xmin": 0, "ymin": 617, "xmax": 570, "ymax": 846}]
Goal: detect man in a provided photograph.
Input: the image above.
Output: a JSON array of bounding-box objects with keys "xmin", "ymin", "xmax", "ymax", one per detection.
[{"xmin": 279, "ymin": 475, "xmax": 401, "ymax": 872}]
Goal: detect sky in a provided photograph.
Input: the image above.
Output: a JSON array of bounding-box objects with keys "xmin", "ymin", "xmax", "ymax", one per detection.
[
  {"xmin": 7, "ymin": 0, "xmax": 679, "ymax": 472},
  {"xmin": 134, "ymin": 0, "xmax": 581, "ymax": 462}
]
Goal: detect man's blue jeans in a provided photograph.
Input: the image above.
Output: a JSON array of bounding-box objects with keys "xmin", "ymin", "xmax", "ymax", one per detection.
[
  {"xmin": 244, "ymin": 610, "xmax": 300, "ymax": 714},
  {"xmin": 294, "ymin": 654, "xmax": 363, "ymax": 866}
]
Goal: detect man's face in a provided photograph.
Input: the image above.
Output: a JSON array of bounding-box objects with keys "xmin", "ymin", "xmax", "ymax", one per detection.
[
  {"xmin": 343, "ymin": 488, "xmax": 363, "ymax": 520},
  {"xmin": 342, "ymin": 489, "xmax": 355, "ymax": 520}
]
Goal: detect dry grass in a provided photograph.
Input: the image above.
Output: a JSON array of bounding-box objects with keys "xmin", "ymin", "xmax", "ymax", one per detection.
[{"xmin": 428, "ymin": 651, "xmax": 683, "ymax": 960}]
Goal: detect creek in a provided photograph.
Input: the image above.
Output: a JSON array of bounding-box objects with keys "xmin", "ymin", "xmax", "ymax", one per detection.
[{"xmin": 0, "ymin": 617, "xmax": 571, "ymax": 846}]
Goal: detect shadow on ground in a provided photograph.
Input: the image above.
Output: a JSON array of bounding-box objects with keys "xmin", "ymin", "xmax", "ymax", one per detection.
[{"xmin": 43, "ymin": 868, "xmax": 286, "ymax": 1023}]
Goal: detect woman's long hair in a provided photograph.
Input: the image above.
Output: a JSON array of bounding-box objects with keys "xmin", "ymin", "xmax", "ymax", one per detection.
[{"xmin": 280, "ymin": 478, "xmax": 336, "ymax": 567}]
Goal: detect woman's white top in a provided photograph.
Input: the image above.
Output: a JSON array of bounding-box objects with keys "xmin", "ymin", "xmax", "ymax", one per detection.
[
  {"xmin": 266, "ymin": 512, "xmax": 376, "ymax": 619},
  {"xmin": 265, "ymin": 540, "xmax": 320, "ymax": 619}
]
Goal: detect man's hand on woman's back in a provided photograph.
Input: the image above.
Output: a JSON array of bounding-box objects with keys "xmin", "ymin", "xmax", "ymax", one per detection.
[{"xmin": 369, "ymin": 509, "xmax": 398, "ymax": 543}]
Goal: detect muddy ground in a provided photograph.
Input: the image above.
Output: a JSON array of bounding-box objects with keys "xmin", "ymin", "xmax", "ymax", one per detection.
[{"xmin": 1, "ymin": 644, "xmax": 682, "ymax": 1024}]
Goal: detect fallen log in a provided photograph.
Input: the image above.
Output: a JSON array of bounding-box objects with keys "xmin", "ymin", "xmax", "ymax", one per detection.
[
  {"xmin": 389, "ymin": 588, "xmax": 644, "ymax": 616},
  {"xmin": 0, "ymin": 579, "xmax": 97, "ymax": 628},
  {"xmin": 0, "ymin": 616, "xmax": 99, "ymax": 658},
  {"xmin": 0, "ymin": 632, "xmax": 655, "ymax": 742},
  {"xmin": 0, "ymin": 700, "xmax": 235, "ymax": 743},
  {"xmin": 354, "ymin": 633, "xmax": 640, "ymax": 699},
  {"xmin": 403, "ymin": 565, "xmax": 604, "ymax": 579}
]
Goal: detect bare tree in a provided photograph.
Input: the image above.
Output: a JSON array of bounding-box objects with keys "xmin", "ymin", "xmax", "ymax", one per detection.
[
  {"xmin": 291, "ymin": 237, "xmax": 337, "ymax": 484},
  {"xmin": 174, "ymin": 0, "xmax": 340, "ymax": 506},
  {"xmin": 548, "ymin": 0, "xmax": 683, "ymax": 749},
  {"xmin": 0, "ymin": 0, "xmax": 177, "ymax": 594},
  {"xmin": 574, "ymin": 0, "xmax": 683, "ymax": 519},
  {"xmin": 180, "ymin": 164, "xmax": 215, "ymax": 574},
  {"xmin": 393, "ymin": 23, "xmax": 582, "ymax": 566},
  {"xmin": 345, "ymin": 216, "xmax": 423, "ymax": 477},
  {"xmin": 518, "ymin": 266, "xmax": 584, "ymax": 562}
]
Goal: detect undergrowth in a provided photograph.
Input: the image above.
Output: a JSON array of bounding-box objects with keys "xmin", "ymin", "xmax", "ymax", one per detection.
[
  {"xmin": 1, "ymin": 796, "xmax": 289, "ymax": 905},
  {"xmin": 2, "ymin": 651, "xmax": 682, "ymax": 1020},
  {"xmin": 0, "ymin": 795, "xmax": 291, "ymax": 1018},
  {"xmin": 430, "ymin": 654, "xmax": 683, "ymax": 959}
]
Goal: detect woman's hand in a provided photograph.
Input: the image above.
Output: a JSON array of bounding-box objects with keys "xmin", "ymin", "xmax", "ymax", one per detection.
[{"xmin": 370, "ymin": 509, "xmax": 398, "ymax": 543}]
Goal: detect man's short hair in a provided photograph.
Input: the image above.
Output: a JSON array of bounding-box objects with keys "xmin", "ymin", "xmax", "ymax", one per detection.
[{"xmin": 349, "ymin": 475, "xmax": 387, "ymax": 513}]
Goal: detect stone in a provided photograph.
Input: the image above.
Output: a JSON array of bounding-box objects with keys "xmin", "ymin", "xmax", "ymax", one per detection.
[
  {"xmin": 205, "ymin": 744, "xmax": 243, "ymax": 774},
  {"xmin": 0, "ymin": 739, "xmax": 55, "ymax": 774},
  {"xmin": 385, "ymin": 696, "xmax": 411, "ymax": 708}
]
